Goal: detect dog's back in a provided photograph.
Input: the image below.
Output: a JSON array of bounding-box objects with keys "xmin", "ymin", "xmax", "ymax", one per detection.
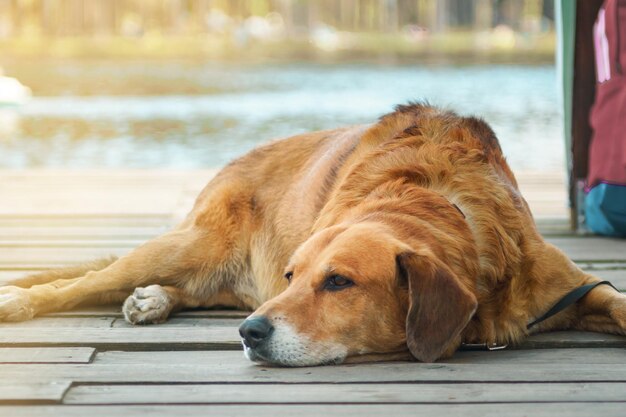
[{"xmin": 171, "ymin": 104, "xmax": 534, "ymax": 307}]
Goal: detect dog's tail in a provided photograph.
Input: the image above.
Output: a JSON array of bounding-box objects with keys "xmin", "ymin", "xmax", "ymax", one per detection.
[{"xmin": 6, "ymin": 256, "xmax": 118, "ymax": 288}]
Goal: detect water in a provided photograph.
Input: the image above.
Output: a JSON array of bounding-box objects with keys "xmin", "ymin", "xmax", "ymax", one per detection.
[{"xmin": 0, "ymin": 61, "xmax": 562, "ymax": 171}]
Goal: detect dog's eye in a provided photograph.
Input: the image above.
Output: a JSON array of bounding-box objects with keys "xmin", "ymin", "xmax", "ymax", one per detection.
[
  {"xmin": 284, "ymin": 271, "xmax": 293, "ymax": 283},
  {"xmin": 324, "ymin": 275, "xmax": 354, "ymax": 291}
]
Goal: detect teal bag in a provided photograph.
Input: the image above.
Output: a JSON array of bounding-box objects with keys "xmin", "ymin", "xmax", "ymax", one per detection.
[{"xmin": 585, "ymin": 183, "xmax": 626, "ymax": 237}]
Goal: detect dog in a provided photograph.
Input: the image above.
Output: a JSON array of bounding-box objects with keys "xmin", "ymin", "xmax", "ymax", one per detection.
[{"xmin": 1, "ymin": 103, "xmax": 625, "ymax": 366}]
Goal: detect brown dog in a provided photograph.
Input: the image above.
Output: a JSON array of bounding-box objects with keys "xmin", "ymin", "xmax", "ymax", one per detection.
[{"xmin": 1, "ymin": 103, "xmax": 625, "ymax": 366}]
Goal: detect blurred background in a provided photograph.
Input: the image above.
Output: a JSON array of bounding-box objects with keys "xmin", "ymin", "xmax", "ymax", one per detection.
[{"xmin": 0, "ymin": 0, "xmax": 560, "ymax": 172}]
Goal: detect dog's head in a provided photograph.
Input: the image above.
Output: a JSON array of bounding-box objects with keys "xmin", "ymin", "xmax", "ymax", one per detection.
[{"xmin": 239, "ymin": 222, "xmax": 477, "ymax": 366}]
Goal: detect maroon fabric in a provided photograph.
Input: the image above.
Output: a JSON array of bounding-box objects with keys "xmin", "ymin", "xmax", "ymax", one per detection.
[{"xmin": 588, "ymin": 0, "xmax": 626, "ymax": 187}]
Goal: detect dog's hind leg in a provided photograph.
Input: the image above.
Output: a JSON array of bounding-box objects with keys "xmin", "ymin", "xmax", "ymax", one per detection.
[
  {"xmin": 0, "ymin": 227, "xmax": 217, "ymax": 322},
  {"xmin": 525, "ymin": 242, "xmax": 626, "ymax": 336},
  {"xmin": 0, "ymin": 177, "xmax": 262, "ymax": 323},
  {"xmin": 5, "ymin": 257, "xmax": 118, "ymax": 288},
  {"xmin": 573, "ymin": 278, "xmax": 626, "ymax": 335}
]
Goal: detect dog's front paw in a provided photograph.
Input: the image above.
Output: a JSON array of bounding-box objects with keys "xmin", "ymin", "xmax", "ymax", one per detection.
[
  {"xmin": 122, "ymin": 285, "xmax": 173, "ymax": 325},
  {"xmin": 0, "ymin": 286, "xmax": 35, "ymax": 322}
]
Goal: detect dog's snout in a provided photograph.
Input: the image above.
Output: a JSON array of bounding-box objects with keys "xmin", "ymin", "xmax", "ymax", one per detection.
[{"xmin": 239, "ymin": 316, "xmax": 274, "ymax": 348}]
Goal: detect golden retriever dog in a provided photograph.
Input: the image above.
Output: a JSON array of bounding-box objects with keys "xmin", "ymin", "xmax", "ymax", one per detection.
[{"xmin": 1, "ymin": 103, "xmax": 625, "ymax": 366}]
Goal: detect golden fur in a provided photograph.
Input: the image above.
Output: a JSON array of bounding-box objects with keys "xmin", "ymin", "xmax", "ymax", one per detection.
[{"xmin": 1, "ymin": 103, "xmax": 625, "ymax": 365}]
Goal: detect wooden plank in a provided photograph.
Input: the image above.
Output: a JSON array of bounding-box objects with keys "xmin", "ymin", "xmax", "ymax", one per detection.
[
  {"xmin": 0, "ymin": 201, "xmax": 175, "ymax": 216},
  {"xmin": 0, "ymin": 169, "xmax": 216, "ymax": 183},
  {"xmin": 2, "ymin": 404, "xmax": 626, "ymax": 417},
  {"xmin": 0, "ymin": 170, "xmax": 215, "ymax": 216},
  {"xmin": 0, "ymin": 314, "xmax": 245, "ymax": 327},
  {"xmin": 2, "ymin": 360, "xmax": 626, "ymax": 383},
  {"xmin": 581, "ymin": 269, "xmax": 626, "ymax": 289},
  {"xmin": 0, "ymin": 216, "xmax": 171, "ymax": 228},
  {"xmin": 44, "ymin": 307, "xmax": 250, "ymax": 320},
  {"xmin": 0, "ymin": 239, "xmax": 145, "ymax": 254},
  {"xmin": 0, "ymin": 240, "xmax": 146, "ymax": 248},
  {"xmin": 535, "ymin": 218, "xmax": 571, "ymax": 235},
  {"xmin": 0, "ymin": 226, "xmax": 164, "ymax": 238},
  {"xmin": 581, "ymin": 262, "xmax": 626, "ymax": 269},
  {"xmin": 0, "ymin": 318, "xmax": 623, "ymax": 350},
  {"xmin": 0, "ymin": 191, "xmax": 179, "ymax": 215},
  {"xmin": 110, "ymin": 318, "xmax": 244, "ymax": 328},
  {"xmin": 0, "ymin": 264, "xmax": 75, "ymax": 271},
  {"xmin": 0, "ymin": 403, "xmax": 624, "ymax": 417},
  {"xmin": 450, "ymin": 347, "xmax": 626, "ymax": 364},
  {"xmin": 0, "ymin": 317, "xmax": 115, "ymax": 329},
  {"xmin": 0, "ymin": 382, "xmax": 71, "ymax": 405},
  {"xmin": 518, "ymin": 172, "xmax": 568, "ymax": 219},
  {"xmin": 0, "ymin": 348, "xmax": 95, "ymax": 364},
  {"xmin": 62, "ymin": 382, "xmax": 626, "ymax": 405},
  {"xmin": 0, "ymin": 327, "xmax": 241, "ymax": 350},
  {"xmin": 520, "ymin": 331, "xmax": 626, "ymax": 349},
  {"xmin": 545, "ymin": 237, "xmax": 626, "ymax": 262},
  {"xmin": 0, "ymin": 247, "xmax": 132, "ymax": 266},
  {"xmin": 583, "ymin": 267, "xmax": 626, "ymax": 289},
  {"xmin": 94, "ymin": 348, "xmax": 626, "ymax": 366}
]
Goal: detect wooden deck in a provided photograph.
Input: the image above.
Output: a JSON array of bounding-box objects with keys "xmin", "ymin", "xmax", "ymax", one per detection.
[{"xmin": 1, "ymin": 169, "xmax": 625, "ymax": 417}]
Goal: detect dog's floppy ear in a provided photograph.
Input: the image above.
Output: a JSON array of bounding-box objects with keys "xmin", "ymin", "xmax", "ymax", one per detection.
[{"xmin": 396, "ymin": 251, "xmax": 477, "ymax": 362}]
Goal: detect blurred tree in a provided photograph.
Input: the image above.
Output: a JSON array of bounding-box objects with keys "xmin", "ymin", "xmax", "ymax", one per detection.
[{"xmin": 0, "ymin": 0, "xmax": 555, "ymax": 37}]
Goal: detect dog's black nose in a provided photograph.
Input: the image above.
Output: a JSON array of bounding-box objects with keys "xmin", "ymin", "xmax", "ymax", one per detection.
[{"xmin": 239, "ymin": 316, "xmax": 274, "ymax": 348}]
